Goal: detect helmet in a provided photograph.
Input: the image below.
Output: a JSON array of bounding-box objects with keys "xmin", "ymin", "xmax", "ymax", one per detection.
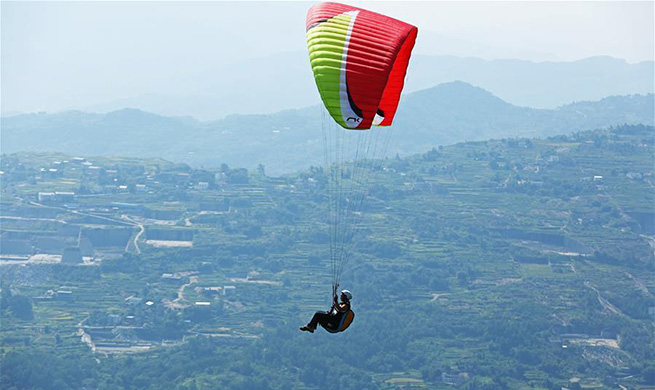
[{"xmin": 341, "ymin": 289, "xmax": 353, "ymax": 300}]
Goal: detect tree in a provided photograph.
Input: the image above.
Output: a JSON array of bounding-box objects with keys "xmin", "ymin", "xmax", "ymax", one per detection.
[
  {"xmin": 243, "ymin": 224, "xmax": 263, "ymax": 239},
  {"xmin": 227, "ymin": 168, "xmax": 249, "ymax": 184},
  {"xmin": 643, "ymin": 365, "xmax": 655, "ymax": 385},
  {"xmin": 1, "ymin": 288, "xmax": 34, "ymax": 320},
  {"xmin": 10, "ymin": 295, "xmax": 34, "ymax": 320},
  {"xmin": 0, "ymin": 286, "xmax": 11, "ymax": 310}
]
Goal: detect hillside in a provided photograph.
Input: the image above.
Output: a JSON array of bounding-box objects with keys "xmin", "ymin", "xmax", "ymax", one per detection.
[
  {"xmin": 1, "ymin": 125, "xmax": 653, "ymax": 390},
  {"xmin": 2, "ymin": 82, "xmax": 653, "ymax": 175}
]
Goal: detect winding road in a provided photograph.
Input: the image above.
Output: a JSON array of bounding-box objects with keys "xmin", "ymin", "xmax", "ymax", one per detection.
[{"xmin": 584, "ymin": 281, "xmax": 627, "ymax": 318}]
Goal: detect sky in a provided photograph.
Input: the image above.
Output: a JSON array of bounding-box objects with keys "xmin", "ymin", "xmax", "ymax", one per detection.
[{"xmin": 2, "ymin": 1, "xmax": 654, "ymax": 115}]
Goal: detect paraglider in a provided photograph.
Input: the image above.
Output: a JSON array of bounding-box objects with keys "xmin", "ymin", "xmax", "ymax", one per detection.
[
  {"xmin": 300, "ymin": 290, "xmax": 354, "ymax": 333},
  {"xmin": 301, "ymin": 2, "xmax": 417, "ymax": 333}
]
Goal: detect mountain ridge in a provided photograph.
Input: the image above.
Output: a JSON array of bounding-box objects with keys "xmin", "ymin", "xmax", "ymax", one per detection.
[
  {"xmin": 3, "ymin": 81, "xmax": 653, "ymax": 175},
  {"xmin": 15, "ymin": 54, "xmax": 648, "ymax": 120}
]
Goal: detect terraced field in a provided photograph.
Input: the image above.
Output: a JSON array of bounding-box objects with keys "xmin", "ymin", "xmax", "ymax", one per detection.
[{"xmin": 1, "ymin": 126, "xmax": 653, "ymax": 389}]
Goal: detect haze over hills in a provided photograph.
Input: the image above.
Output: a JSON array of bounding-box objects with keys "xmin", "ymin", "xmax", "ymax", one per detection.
[
  {"xmin": 3, "ymin": 2, "xmax": 654, "ymax": 388},
  {"xmin": 71, "ymin": 54, "xmax": 655, "ymax": 120},
  {"xmin": 406, "ymin": 55, "xmax": 654, "ymax": 108},
  {"xmin": 3, "ymin": 82, "xmax": 653, "ymax": 175}
]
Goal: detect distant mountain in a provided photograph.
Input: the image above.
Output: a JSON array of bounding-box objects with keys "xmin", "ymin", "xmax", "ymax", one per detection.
[
  {"xmin": 75, "ymin": 53, "xmax": 653, "ymax": 120},
  {"xmin": 79, "ymin": 52, "xmax": 319, "ymax": 120},
  {"xmin": 394, "ymin": 82, "xmax": 655, "ymax": 147},
  {"xmin": 2, "ymin": 82, "xmax": 653, "ymax": 175},
  {"xmin": 406, "ymin": 56, "xmax": 654, "ymax": 109}
]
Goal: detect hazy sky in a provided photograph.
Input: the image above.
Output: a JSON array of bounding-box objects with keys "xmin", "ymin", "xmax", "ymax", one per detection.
[{"xmin": 2, "ymin": 1, "xmax": 653, "ymax": 114}]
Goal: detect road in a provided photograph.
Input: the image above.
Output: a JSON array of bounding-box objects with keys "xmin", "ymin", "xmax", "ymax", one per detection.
[
  {"xmin": 122, "ymin": 215, "xmax": 144, "ymax": 254},
  {"xmin": 585, "ymin": 281, "xmax": 628, "ymax": 319},
  {"xmin": 164, "ymin": 276, "xmax": 198, "ymax": 309},
  {"xmin": 77, "ymin": 317, "xmax": 96, "ymax": 353},
  {"xmin": 624, "ymin": 271, "xmax": 652, "ymax": 297}
]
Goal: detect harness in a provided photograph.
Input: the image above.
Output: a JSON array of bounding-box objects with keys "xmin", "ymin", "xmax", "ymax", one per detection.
[{"xmin": 324, "ymin": 309, "xmax": 355, "ymax": 333}]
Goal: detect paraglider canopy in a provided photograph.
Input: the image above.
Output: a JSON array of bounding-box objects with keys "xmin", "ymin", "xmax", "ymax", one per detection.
[
  {"xmin": 306, "ymin": 2, "xmax": 418, "ymax": 130},
  {"xmin": 305, "ymin": 2, "xmax": 418, "ymax": 299}
]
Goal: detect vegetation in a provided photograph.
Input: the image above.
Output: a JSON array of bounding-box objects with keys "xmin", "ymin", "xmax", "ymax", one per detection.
[
  {"xmin": 2, "ymin": 85, "xmax": 653, "ymax": 175},
  {"xmin": 0, "ymin": 124, "xmax": 653, "ymax": 390}
]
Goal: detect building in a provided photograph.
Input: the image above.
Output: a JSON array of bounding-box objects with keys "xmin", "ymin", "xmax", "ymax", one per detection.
[
  {"xmin": 441, "ymin": 373, "xmax": 467, "ymax": 387},
  {"xmin": 223, "ymin": 286, "xmax": 236, "ymax": 296},
  {"xmin": 626, "ymin": 172, "xmax": 643, "ymax": 180},
  {"xmin": 125, "ymin": 296, "xmax": 143, "ymax": 306},
  {"xmin": 37, "ymin": 192, "xmax": 56, "ymax": 203},
  {"xmin": 87, "ymin": 166, "xmax": 102, "ymax": 175},
  {"xmin": 201, "ymin": 287, "xmax": 223, "ymax": 296},
  {"xmin": 37, "ymin": 192, "xmax": 75, "ymax": 204},
  {"xmin": 56, "ymin": 290, "xmax": 74, "ymax": 302},
  {"xmin": 162, "ymin": 273, "xmax": 184, "ymax": 283},
  {"xmin": 61, "ymin": 247, "xmax": 83, "ymax": 264}
]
